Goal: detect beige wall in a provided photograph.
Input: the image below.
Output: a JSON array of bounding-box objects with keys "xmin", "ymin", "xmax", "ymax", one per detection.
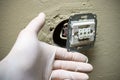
[{"xmin": 0, "ymin": 0, "xmax": 120, "ymax": 80}]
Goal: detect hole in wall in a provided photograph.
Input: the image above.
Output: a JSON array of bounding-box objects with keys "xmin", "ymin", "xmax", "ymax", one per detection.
[{"xmin": 53, "ymin": 19, "xmax": 68, "ymax": 47}]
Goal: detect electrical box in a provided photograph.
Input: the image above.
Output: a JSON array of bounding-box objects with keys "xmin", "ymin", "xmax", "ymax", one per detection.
[{"xmin": 66, "ymin": 13, "xmax": 97, "ymax": 52}]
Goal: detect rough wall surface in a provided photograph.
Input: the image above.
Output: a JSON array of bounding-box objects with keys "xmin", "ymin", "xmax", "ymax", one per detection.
[{"xmin": 0, "ymin": 0, "xmax": 120, "ymax": 80}]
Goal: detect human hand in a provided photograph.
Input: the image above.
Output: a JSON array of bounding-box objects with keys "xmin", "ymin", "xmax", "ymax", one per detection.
[{"xmin": 0, "ymin": 13, "xmax": 93, "ymax": 80}]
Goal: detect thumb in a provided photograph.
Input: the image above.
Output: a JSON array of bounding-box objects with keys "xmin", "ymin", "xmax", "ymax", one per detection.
[{"xmin": 25, "ymin": 12, "xmax": 45, "ymax": 34}]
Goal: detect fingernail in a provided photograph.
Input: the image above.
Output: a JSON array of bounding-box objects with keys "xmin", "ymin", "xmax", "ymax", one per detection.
[
  {"xmin": 85, "ymin": 57, "xmax": 88, "ymax": 63},
  {"xmin": 82, "ymin": 56, "xmax": 88, "ymax": 63}
]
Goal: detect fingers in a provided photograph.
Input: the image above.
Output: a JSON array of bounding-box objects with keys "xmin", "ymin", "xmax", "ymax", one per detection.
[
  {"xmin": 25, "ymin": 12, "xmax": 45, "ymax": 34},
  {"xmin": 53, "ymin": 60, "xmax": 93, "ymax": 72},
  {"xmin": 51, "ymin": 70, "xmax": 89, "ymax": 80},
  {"xmin": 55, "ymin": 47, "xmax": 88, "ymax": 62}
]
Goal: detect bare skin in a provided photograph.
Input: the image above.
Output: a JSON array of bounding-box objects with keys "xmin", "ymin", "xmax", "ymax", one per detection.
[{"xmin": 0, "ymin": 13, "xmax": 93, "ymax": 80}]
